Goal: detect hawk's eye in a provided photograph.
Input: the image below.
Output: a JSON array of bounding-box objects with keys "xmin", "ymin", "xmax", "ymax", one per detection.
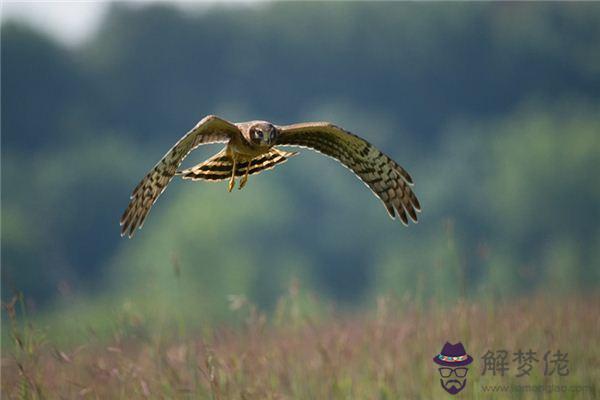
[
  {"xmin": 252, "ymin": 129, "xmax": 262, "ymax": 139},
  {"xmin": 270, "ymin": 131, "xmax": 275, "ymax": 141}
]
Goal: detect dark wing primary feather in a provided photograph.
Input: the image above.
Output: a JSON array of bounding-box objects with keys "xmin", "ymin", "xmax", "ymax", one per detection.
[
  {"xmin": 275, "ymin": 122, "xmax": 421, "ymax": 225},
  {"xmin": 120, "ymin": 115, "xmax": 241, "ymax": 237}
]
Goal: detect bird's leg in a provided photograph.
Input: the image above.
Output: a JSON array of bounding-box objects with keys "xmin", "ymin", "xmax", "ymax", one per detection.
[
  {"xmin": 272, "ymin": 148, "xmax": 285, "ymax": 157},
  {"xmin": 228, "ymin": 155, "xmax": 237, "ymax": 192},
  {"xmin": 239, "ymin": 158, "xmax": 252, "ymax": 190}
]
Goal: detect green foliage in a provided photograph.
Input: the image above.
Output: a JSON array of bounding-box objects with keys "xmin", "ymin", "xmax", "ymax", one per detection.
[{"xmin": 1, "ymin": 3, "xmax": 599, "ymax": 326}]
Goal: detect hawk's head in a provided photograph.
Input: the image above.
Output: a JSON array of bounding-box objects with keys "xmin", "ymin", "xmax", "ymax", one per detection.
[{"xmin": 249, "ymin": 122, "xmax": 278, "ymax": 147}]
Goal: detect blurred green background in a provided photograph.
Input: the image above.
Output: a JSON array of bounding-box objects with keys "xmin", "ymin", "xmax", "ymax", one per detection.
[{"xmin": 2, "ymin": 2, "xmax": 599, "ymax": 335}]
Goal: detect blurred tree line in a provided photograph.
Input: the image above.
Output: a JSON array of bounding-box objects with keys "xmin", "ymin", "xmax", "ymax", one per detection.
[{"xmin": 2, "ymin": 3, "xmax": 599, "ymax": 321}]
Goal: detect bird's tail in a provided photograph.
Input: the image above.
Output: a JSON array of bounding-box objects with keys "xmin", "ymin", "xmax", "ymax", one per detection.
[{"xmin": 177, "ymin": 148, "xmax": 298, "ymax": 181}]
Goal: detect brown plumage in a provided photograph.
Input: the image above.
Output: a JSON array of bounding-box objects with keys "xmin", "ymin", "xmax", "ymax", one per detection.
[{"xmin": 120, "ymin": 115, "xmax": 420, "ymax": 237}]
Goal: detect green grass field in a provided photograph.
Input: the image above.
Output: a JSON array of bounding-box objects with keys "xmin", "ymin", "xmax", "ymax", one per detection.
[{"xmin": 2, "ymin": 291, "xmax": 598, "ymax": 399}]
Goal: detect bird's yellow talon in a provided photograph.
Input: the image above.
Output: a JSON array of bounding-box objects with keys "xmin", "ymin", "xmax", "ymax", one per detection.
[
  {"xmin": 239, "ymin": 160, "xmax": 252, "ymax": 190},
  {"xmin": 239, "ymin": 176, "xmax": 247, "ymax": 189},
  {"xmin": 228, "ymin": 156, "xmax": 237, "ymax": 192}
]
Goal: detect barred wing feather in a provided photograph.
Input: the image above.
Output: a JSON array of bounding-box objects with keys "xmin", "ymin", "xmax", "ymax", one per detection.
[
  {"xmin": 120, "ymin": 116, "xmax": 240, "ymax": 237},
  {"xmin": 275, "ymin": 122, "xmax": 420, "ymax": 225}
]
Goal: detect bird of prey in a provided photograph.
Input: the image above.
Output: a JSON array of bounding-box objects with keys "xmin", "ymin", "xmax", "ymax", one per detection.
[{"xmin": 120, "ymin": 115, "xmax": 420, "ymax": 237}]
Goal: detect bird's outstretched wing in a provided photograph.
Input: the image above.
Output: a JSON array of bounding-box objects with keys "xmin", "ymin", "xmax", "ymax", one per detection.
[
  {"xmin": 275, "ymin": 122, "xmax": 421, "ymax": 225},
  {"xmin": 120, "ymin": 115, "xmax": 240, "ymax": 237}
]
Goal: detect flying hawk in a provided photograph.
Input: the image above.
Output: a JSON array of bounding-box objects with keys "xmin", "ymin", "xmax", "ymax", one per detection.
[{"xmin": 120, "ymin": 115, "xmax": 421, "ymax": 237}]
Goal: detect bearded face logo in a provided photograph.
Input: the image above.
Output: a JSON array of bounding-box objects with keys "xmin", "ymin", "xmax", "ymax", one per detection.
[
  {"xmin": 433, "ymin": 342, "xmax": 473, "ymax": 395},
  {"xmin": 438, "ymin": 366, "xmax": 468, "ymax": 394}
]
